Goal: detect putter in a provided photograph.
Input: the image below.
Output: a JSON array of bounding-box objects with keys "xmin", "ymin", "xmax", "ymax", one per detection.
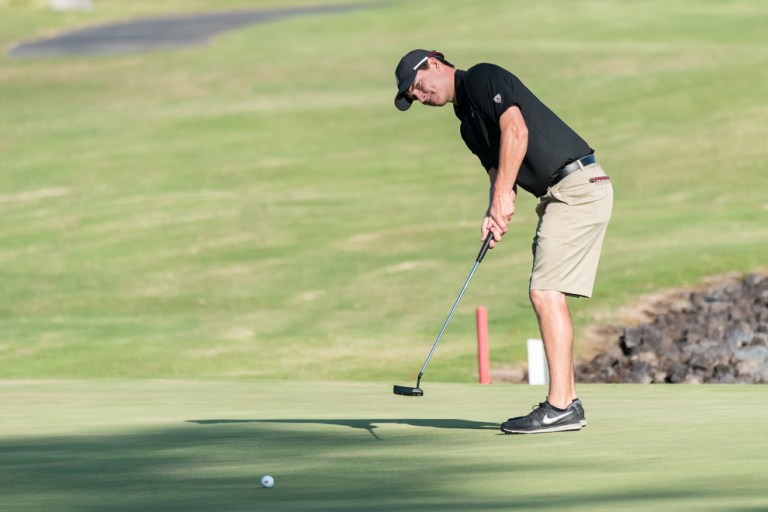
[{"xmin": 393, "ymin": 231, "xmax": 495, "ymax": 397}]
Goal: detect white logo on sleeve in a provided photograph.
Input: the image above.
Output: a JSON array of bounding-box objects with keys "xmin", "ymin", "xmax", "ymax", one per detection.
[{"xmin": 493, "ymin": 94, "xmax": 502, "ymax": 104}]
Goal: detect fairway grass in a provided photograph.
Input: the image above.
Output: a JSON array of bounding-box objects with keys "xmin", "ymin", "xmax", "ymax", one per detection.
[
  {"xmin": 1, "ymin": 380, "xmax": 767, "ymax": 511},
  {"xmin": 1, "ymin": 0, "xmax": 768, "ymax": 381}
]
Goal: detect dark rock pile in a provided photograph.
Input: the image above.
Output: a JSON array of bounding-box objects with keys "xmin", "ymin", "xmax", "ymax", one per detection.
[{"xmin": 576, "ymin": 273, "xmax": 768, "ymax": 384}]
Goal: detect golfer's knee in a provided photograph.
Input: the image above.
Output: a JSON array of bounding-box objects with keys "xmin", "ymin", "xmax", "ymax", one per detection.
[{"xmin": 529, "ymin": 288, "xmax": 566, "ymax": 312}]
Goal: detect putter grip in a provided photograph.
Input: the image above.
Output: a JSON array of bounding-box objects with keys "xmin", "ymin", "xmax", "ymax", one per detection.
[{"xmin": 476, "ymin": 231, "xmax": 494, "ymax": 263}]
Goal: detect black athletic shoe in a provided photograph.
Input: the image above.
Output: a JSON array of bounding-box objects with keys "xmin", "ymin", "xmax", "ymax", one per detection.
[
  {"xmin": 570, "ymin": 398, "xmax": 587, "ymax": 427},
  {"xmin": 500, "ymin": 400, "xmax": 582, "ymax": 434}
]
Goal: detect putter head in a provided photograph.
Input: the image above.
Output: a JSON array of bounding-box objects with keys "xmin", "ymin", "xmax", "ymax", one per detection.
[{"xmin": 393, "ymin": 385, "xmax": 423, "ymax": 397}]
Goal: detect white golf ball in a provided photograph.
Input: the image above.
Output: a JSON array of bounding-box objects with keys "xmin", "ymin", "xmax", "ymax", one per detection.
[{"xmin": 260, "ymin": 475, "xmax": 274, "ymax": 488}]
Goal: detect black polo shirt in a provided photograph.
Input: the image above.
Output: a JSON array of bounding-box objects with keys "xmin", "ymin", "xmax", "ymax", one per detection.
[{"xmin": 453, "ymin": 64, "xmax": 593, "ymax": 197}]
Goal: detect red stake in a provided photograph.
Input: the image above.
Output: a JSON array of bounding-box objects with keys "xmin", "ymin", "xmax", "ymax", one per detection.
[{"xmin": 476, "ymin": 306, "xmax": 490, "ymax": 384}]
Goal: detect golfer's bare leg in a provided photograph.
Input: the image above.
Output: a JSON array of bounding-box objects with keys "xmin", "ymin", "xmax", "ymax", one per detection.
[{"xmin": 529, "ymin": 289, "xmax": 575, "ymax": 410}]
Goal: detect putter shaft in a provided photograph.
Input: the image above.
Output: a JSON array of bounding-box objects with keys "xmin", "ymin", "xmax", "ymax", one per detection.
[{"xmin": 415, "ymin": 232, "xmax": 494, "ymax": 383}]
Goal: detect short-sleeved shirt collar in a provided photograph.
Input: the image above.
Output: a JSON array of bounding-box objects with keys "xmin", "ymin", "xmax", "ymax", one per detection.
[{"xmin": 452, "ymin": 69, "xmax": 469, "ymax": 118}]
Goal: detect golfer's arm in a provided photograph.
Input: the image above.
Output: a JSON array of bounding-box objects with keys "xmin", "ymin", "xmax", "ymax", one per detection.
[
  {"xmin": 494, "ymin": 106, "xmax": 528, "ymax": 202},
  {"xmin": 486, "ymin": 168, "xmax": 497, "ymax": 216}
]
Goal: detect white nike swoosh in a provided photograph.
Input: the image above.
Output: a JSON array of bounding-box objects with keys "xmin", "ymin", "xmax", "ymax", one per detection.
[{"xmin": 542, "ymin": 410, "xmax": 574, "ymax": 425}]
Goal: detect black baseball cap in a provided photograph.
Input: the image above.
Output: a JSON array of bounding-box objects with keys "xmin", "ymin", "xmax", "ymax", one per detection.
[{"xmin": 393, "ymin": 49, "xmax": 452, "ymax": 111}]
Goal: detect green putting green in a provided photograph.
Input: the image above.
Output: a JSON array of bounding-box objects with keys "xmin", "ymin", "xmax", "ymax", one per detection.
[{"xmin": 1, "ymin": 380, "xmax": 766, "ymax": 511}]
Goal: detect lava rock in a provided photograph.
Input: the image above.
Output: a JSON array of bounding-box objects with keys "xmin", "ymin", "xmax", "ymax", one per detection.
[{"xmin": 577, "ymin": 274, "xmax": 768, "ymax": 384}]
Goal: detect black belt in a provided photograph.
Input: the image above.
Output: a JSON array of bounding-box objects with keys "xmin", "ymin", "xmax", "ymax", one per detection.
[{"xmin": 553, "ymin": 154, "xmax": 596, "ymax": 184}]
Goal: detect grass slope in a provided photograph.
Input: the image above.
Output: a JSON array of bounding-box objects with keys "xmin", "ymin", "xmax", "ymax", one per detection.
[
  {"xmin": 1, "ymin": 380, "xmax": 767, "ymax": 511},
  {"xmin": 1, "ymin": 0, "xmax": 767, "ymax": 380}
]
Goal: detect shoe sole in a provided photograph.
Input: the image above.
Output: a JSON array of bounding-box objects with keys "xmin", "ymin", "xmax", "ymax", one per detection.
[
  {"xmin": 504, "ymin": 419, "xmax": 587, "ymax": 428},
  {"xmin": 501, "ymin": 422, "xmax": 583, "ymax": 434}
]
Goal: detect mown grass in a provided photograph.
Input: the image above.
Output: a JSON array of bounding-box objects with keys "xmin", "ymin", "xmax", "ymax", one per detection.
[
  {"xmin": 1, "ymin": 0, "xmax": 767, "ymax": 381},
  {"xmin": 1, "ymin": 380, "xmax": 767, "ymax": 511}
]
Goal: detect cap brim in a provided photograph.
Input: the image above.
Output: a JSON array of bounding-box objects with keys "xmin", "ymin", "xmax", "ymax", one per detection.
[
  {"xmin": 393, "ymin": 72, "xmax": 417, "ymax": 111},
  {"xmin": 394, "ymin": 93, "xmax": 413, "ymax": 111}
]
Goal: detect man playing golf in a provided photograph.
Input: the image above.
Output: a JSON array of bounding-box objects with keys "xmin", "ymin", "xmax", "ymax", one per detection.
[{"xmin": 393, "ymin": 49, "xmax": 613, "ymax": 434}]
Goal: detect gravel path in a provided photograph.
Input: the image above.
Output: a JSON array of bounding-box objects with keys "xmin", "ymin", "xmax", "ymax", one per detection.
[{"xmin": 9, "ymin": 3, "xmax": 378, "ymax": 58}]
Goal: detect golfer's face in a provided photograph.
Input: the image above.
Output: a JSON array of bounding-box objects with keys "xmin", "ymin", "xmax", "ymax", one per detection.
[{"xmin": 407, "ymin": 66, "xmax": 448, "ymax": 107}]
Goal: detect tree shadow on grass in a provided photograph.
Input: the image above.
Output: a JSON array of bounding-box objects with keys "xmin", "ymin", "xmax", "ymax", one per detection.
[
  {"xmin": 187, "ymin": 418, "xmax": 498, "ymax": 439},
  {"xmin": 1, "ymin": 423, "xmax": 761, "ymax": 511}
]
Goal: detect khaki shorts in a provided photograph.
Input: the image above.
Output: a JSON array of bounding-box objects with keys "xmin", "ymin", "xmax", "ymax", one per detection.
[{"xmin": 529, "ymin": 162, "xmax": 613, "ymax": 298}]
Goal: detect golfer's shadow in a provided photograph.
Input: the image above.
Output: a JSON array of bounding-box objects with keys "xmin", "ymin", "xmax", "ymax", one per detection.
[{"xmin": 187, "ymin": 418, "xmax": 497, "ymax": 440}]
